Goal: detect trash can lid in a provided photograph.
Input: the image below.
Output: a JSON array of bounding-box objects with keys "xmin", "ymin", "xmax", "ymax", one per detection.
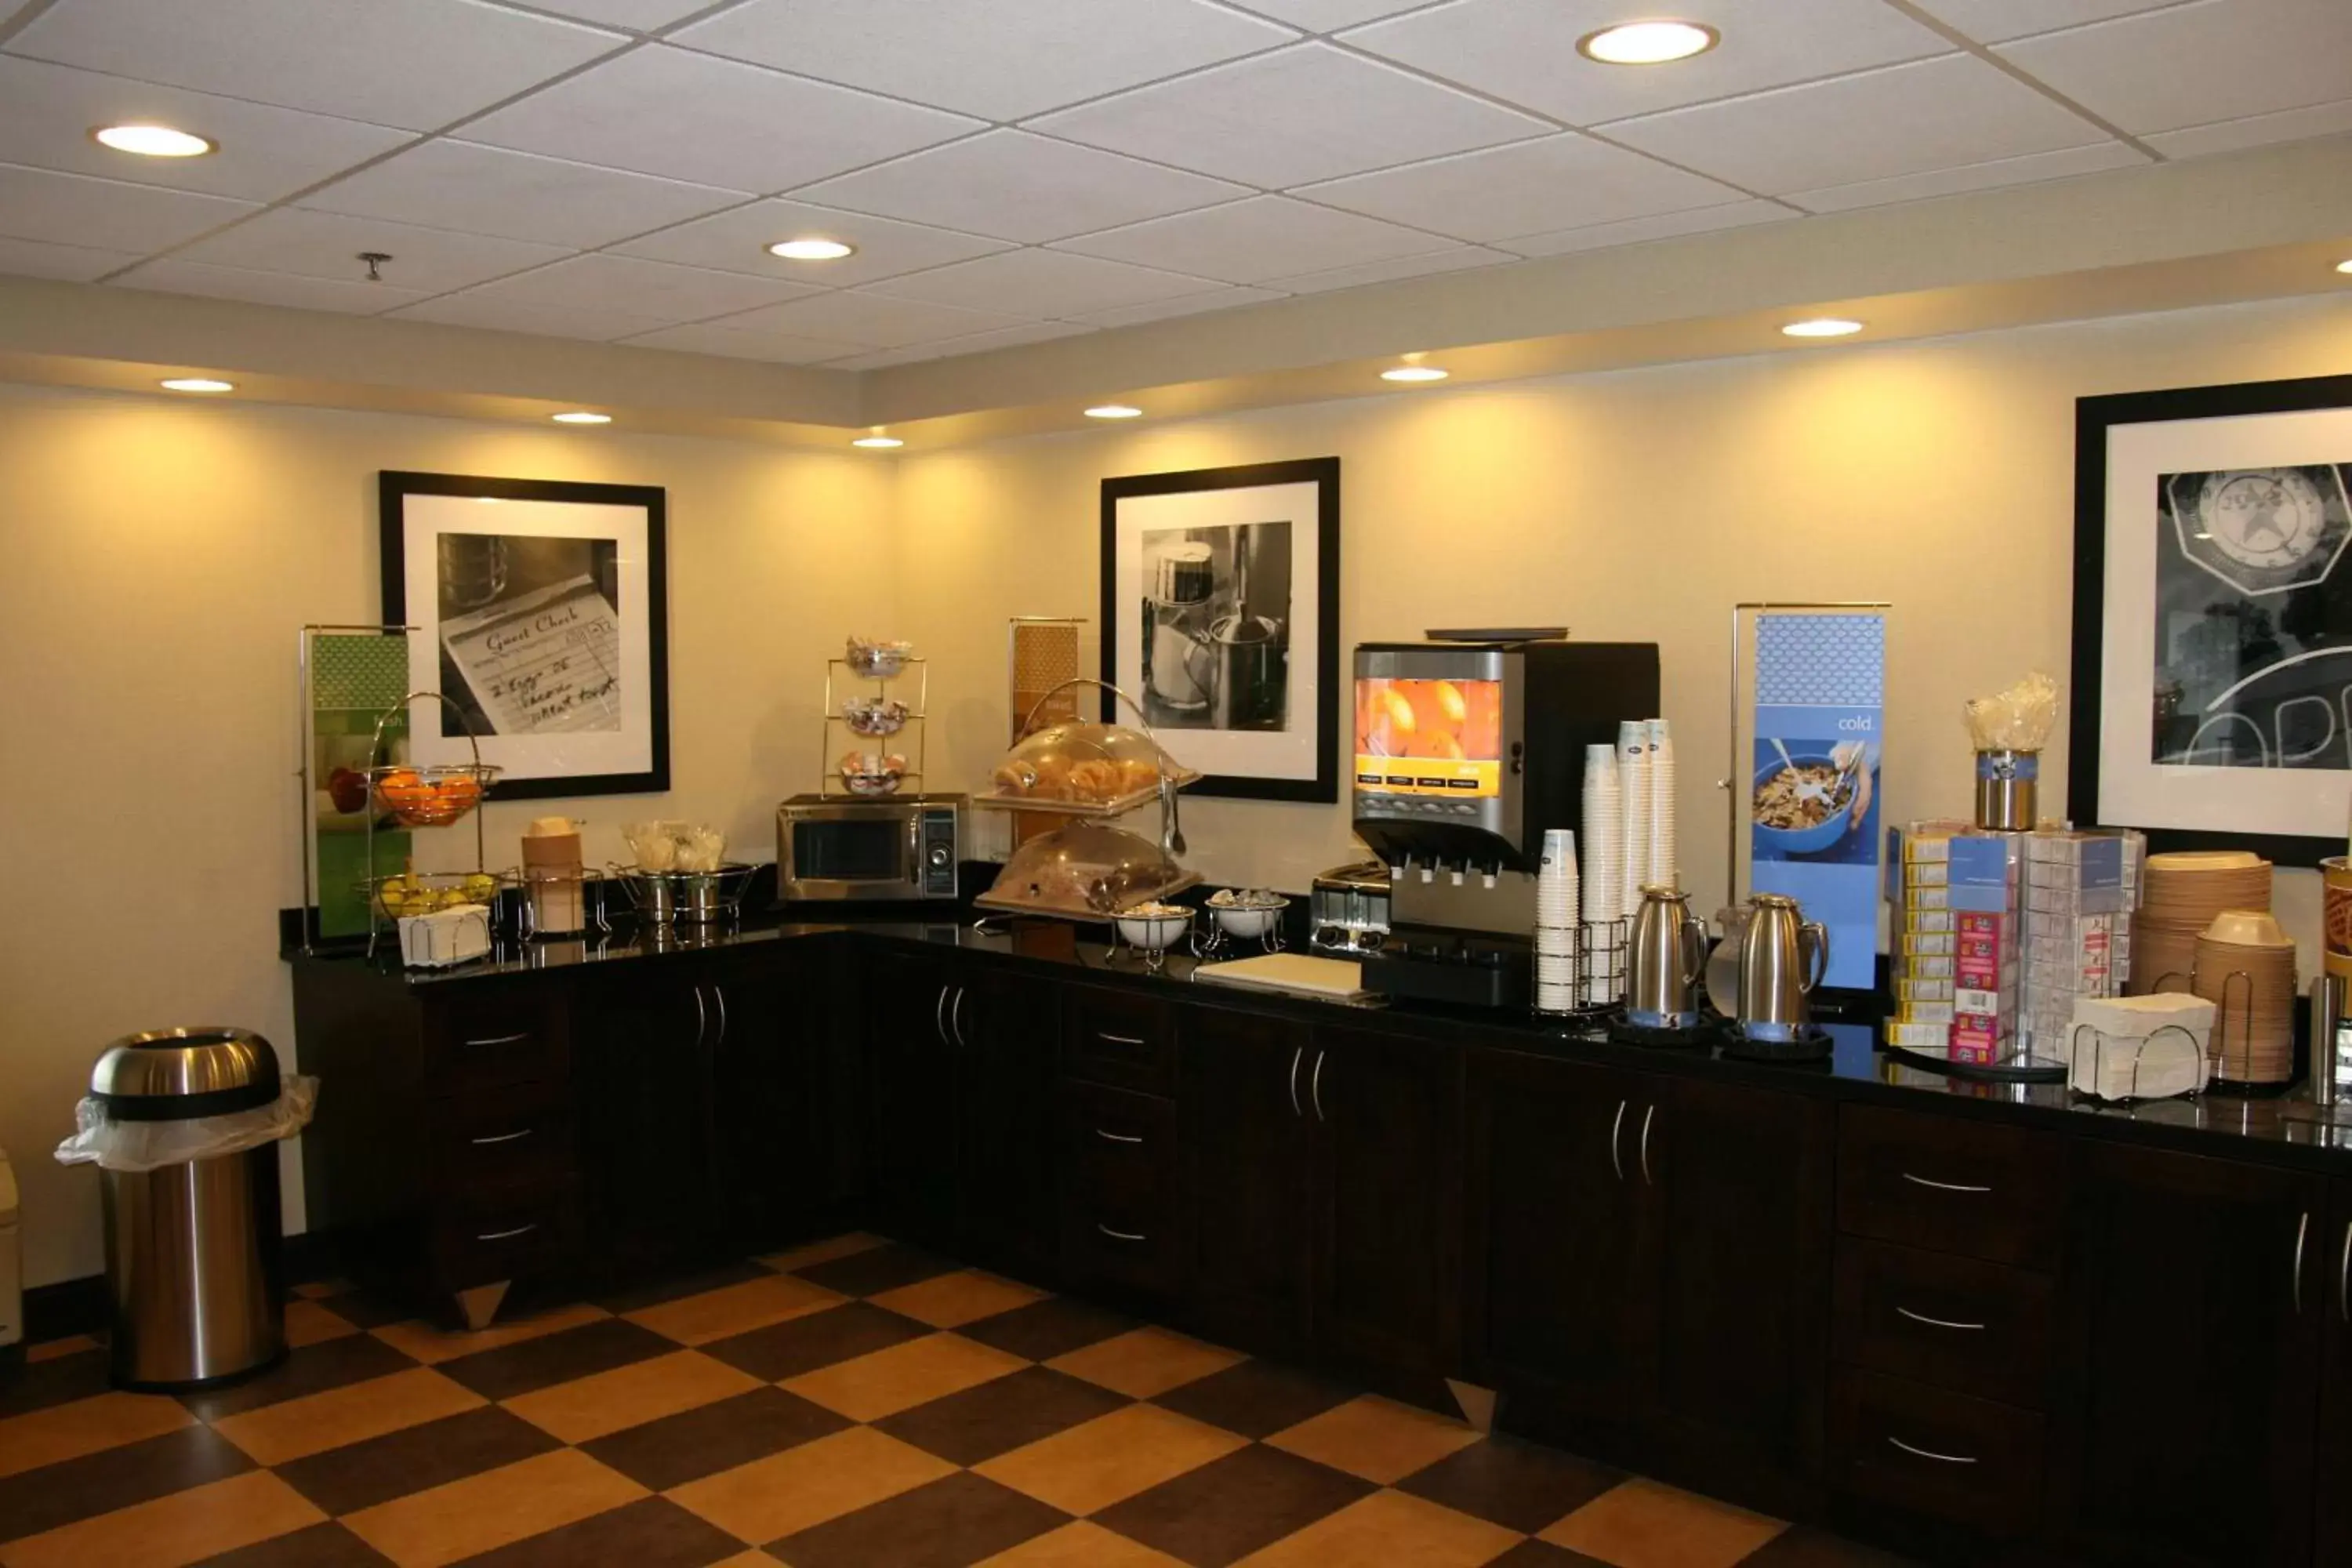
[{"xmin": 91, "ymin": 1028, "xmax": 281, "ymax": 1121}]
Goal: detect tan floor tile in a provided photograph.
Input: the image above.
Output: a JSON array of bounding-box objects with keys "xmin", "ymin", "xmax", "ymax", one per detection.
[
  {"xmin": 212, "ymin": 1366, "xmax": 485, "ymax": 1468},
  {"xmin": 341, "ymin": 1448, "xmax": 645, "ymax": 1566},
  {"xmin": 1236, "ymin": 1489, "xmax": 1523, "ymax": 1567},
  {"xmin": 869, "ymin": 1269, "xmax": 1047, "ymax": 1330},
  {"xmin": 1266, "ymin": 1394, "xmax": 1480, "ymax": 1485},
  {"xmin": 503, "ymin": 1348, "xmax": 761, "ymax": 1444},
  {"xmin": 22, "ymin": 1336, "xmax": 100, "ymax": 1365},
  {"xmin": 976, "ymin": 1403, "xmax": 1247, "ymax": 1517},
  {"xmin": 710, "ymin": 1555, "xmax": 789, "ymax": 1568},
  {"xmin": 0, "ymin": 1391, "xmax": 194, "ymax": 1480},
  {"xmin": 758, "ymin": 1233, "xmax": 888, "ymax": 1273},
  {"xmin": 371, "ymin": 1302, "xmax": 609, "ymax": 1366},
  {"xmin": 1045, "ymin": 1327, "xmax": 1243, "ymax": 1399},
  {"xmin": 285, "ymin": 1298, "xmax": 363, "ymax": 1348},
  {"xmin": 782, "ymin": 1332, "xmax": 1027, "ymax": 1422},
  {"xmin": 1539, "ymin": 1477, "xmax": 1787, "ymax": 1568},
  {"xmin": 975, "ymin": 1519, "xmax": 1192, "ymax": 1566},
  {"xmin": 626, "ymin": 1274, "xmax": 844, "ymax": 1346},
  {"xmin": 667, "ymin": 1425, "xmax": 954, "ymax": 1545},
  {"xmin": 0, "ymin": 1469, "xmax": 324, "ymax": 1568}
]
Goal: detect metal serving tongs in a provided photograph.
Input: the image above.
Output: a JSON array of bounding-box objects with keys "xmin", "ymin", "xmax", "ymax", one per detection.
[{"xmin": 1018, "ymin": 676, "xmax": 1189, "ymax": 858}]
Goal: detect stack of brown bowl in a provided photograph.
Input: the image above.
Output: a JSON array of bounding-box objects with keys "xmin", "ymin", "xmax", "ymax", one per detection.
[
  {"xmin": 2191, "ymin": 909, "xmax": 2297, "ymax": 1083},
  {"xmin": 2129, "ymin": 851, "xmax": 2272, "ymax": 993}
]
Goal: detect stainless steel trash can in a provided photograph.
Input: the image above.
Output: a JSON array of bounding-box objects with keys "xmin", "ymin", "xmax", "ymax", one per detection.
[{"xmin": 93, "ymin": 1028, "xmax": 286, "ymax": 1390}]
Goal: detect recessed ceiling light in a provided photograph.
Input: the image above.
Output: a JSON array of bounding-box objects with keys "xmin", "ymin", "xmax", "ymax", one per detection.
[
  {"xmin": 853, "ymin": 434, "xmax": 904, "ymax": 449},
  {"xmin": 1381, "ymin": 365, "xmax": 1449, "ymax": 383},
  {"xmin": 2338, "ymin": 259, "xmax": 2352, "ymax": 274},
  {"xmin": 1577, "ymin": 20, "xmax": 1719, "ymax": 65},
  {"xmin": 1781, "ymin": 318, "xmax": 1865, "ymax": 339},
  {"xmin": 158, "ymin": 377, "xmax": 234, "ymax": 393},
  {"xmin": 94, "ymin": 123, "xmax": 215, "ymax": 158},
  {"xmin": 551, "ymin": 411, "xmax": 612, "ymax": 424},
  {"xmin": 769, "ymin": 238, "xmax": 856, "ymax": 261},
  {"xmin": 1084, "ymin": 404, "xmax": 1143, "ymax": 419}
]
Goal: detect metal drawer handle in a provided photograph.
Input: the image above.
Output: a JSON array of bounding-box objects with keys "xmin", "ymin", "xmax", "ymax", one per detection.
[
  {"xmin": 1896, "ymin": 1306, "xmax": 1985, "ymax": 1332},
  {"xmin": 464, "ymin": 1032, "xmax": 531, "ymax": 1048},
  {"xmin": 1639, "ymin": 1104, "xmax": 1655, "ymax": 1186},
  {"xmin": 2294, "ymin": 1210, "xmax": 2310, "ymax": 1315},
  {"xmin": 1900, "ymin": 1172, "xmax": 1992, "ymax": 1194},
  {"xmin": 1097, "ymin": 1032, "xmax": 1146, "ymax": 1047},
  {"xmin": 474, "ymin": 1223, "xmax": 539, "ymax": 1243},
  {"xmin": 1094, "ymin": 1127, "xmax": 1145, "ymax": 1145},
  {"xmin": 1096, "ymin": 1223, "xmax": 1148, "ymax": 1243},
  {"xmin": 2339, "ymin": 1220, "xmax": 2350, "ymax": 1326},
  {"xmin": 1310, "ymin": 1049, "xmax": 1326, "ymax": 1122},
  {"xmin": 1610, "ymin": 1099, "xmax": 1626, "ymax": 1183},
  {"xmin": 1288, "ymin": 1046, "xmax": 1303, "ymax": 1117},
  {"xmin": 1888, "ymin": 1436, "xmax": 1978, "ymax": 1465},
  {"xmin": 470, "ymin": 1129, "xmax": 534, "ymax": 1146}
]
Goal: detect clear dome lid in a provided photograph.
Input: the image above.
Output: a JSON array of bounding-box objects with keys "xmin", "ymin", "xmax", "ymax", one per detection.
[
  {"xmin": 975, "ymin": 821, "xmax": 1200, "ymax": 918},
  {"xmin": 982, "ymin": 720, "xmax": 1199, "ymax": 816}
]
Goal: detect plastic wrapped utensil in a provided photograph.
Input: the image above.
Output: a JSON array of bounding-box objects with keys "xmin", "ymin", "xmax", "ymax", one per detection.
[{"xmin": 1963, "ymin": 671, "xmax": 2060, "ymax": 752}]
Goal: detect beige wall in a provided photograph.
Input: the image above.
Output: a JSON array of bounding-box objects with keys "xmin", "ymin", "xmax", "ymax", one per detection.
[{"xmin": 0, "ymin": 384, "xmax": 894, "ymax": 1287}]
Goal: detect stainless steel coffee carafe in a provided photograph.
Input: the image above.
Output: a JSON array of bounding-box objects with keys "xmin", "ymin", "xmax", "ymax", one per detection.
[
  {"xmin": 1628, "ymin": 884, "xmax": 1708, "ymax": 1028},
  {"xmin": 1735, "ymin": 892, "xmax": 1828, "ymax": 1040}
]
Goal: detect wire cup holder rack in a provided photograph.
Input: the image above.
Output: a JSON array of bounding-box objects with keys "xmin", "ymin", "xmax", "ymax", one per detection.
[{"xmin": 1532, "ymin": 916, "xmax": 1632, "ymax": 1020}]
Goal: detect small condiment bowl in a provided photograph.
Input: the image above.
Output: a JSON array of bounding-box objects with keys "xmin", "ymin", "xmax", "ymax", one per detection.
[
  {"xmin": 2201, "ymin": 908, "xmax": 2293, "ymax": 949},
  {"xmin": 1116, "ymin": 906, "xmax": 1192, "ymax": 951}
]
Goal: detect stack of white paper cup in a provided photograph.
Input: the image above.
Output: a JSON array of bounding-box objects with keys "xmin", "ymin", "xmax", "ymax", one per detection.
[
  {"xmin": 1648, "ymin": 718, "xmax": 1677, "ymax": 890},
  {"xmin": 1534, "ymin": 828, "xmax": 1580, "ymax": 1013},
  {"xmin": 1581, "ymin": 744, "xmax": 1621, "ymax": 1005},
  {"xmin": 1618, "ymin": 720, "xmax": 1650, "ymax": 920}
]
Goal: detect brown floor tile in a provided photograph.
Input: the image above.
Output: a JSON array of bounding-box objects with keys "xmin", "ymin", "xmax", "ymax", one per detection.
[
  {"xmin": 0, "ymin": 1389, "xmax": 196, "ymax": 1479},
  {"xmin": 0, "ymin": 1425, "xmax": 253, "ymax": 1546},
  {"xmin": 710, "ymin": 1553, "xmax": 786, "ymax": 1568},
  {"xmin": 1091, "ymin": 1443, "xmax": 1375, "ymax": 1566},
  {"xmin": 1537, "ymin": 1478, "xmax": 1786, "ymax": 1568},
  {"xmin": 876, "ymin": 1366, "xmax": 1131, "ymax": 1466},
  {"xmin": 1483, "ymin": 1542, "xmax": 1613, "ymax": 1568},
  {"xmin": 772, "ymin": 1471, "xmax": 1070, "ymax": 1568},
  {"xmin": 1736, "ymin": 1525, "xmax": 1921, "ymax": 1567},
  {"xmin": 339, "ymin": 1449, "xmax": 647, "ymax": 1567},
  {"xmin": 1266, "ymin": 1394, "xmax": 1480, "ymax": 1485},
  {"xmin": 1396, "ymin": 1436, "xmax": 1626, "ymax": 1534},
  {"xmin": 583, "ymin": 1386, "xmax": 851, "ymax": 1493},
  {"xmin": 370, "ymin": 1305, "xmax": 609, "ymax": 1368},
  {"xmin": 701, "ymin": 1301, "xmax": 931, "ymax": 1383},
  {"xmin": 790, "ymin": 1243, "xmax": 960, "ymax": 1298},
  {"xmin": 273, "ymin": 1408, "xmax": 562, "ymax": 1518},
  {"xmin": 21, "ymin": 1338, "xmax": 100, "ymax": 1367},
  {"xmin": 434, "ymin": 1318, "xmax": 676, "ymax": 1403},
  {"xmin": 973, "ymin": 1520, "xmax": 1189, "ymax": 1566},
  {"xmin": 625, "ymin": 1274, "xmax": 844, "ymax": 1347},
  {"xmin": 869, "ymin": 1270, "xmax": 1047, "ymax": 1330},
  {"xmin": 306, "ymin": 1292, "xmax": 408, "ymax": 1332},
  {"xmin": 284, "ymin": 1302, "xmax": 362, "ymax": 1350},
  {"xmin": 448, "ymin": 1495, "xmax": 747, "ymax": 1568},
  {"xmin": 783, "ymin": 1333, "xmax": 1028, "ymax": 1423},
  {"xmin": 757, "ymin": 1234, "xmax": 887, "ymax": 1274},
  {"xmin": 1047, "ymin": 1328, "xmax": 1242, "ymax": 1400},
  {"xmin": 294, "ymin": 1281, "xmax": 354, "ymax": 1302},
  {"xmin": 194, "ymin": 1522, "xmax": 397, "ymax": 1566},
  {"xmin": 212, "ymin": 1367, "xmax": 485, "ymax": 1468},
  {"xmin": 181, "ymin": 1336, "xmax": 419, "ymax": 1423},
  {"xmin": 601, "ymin": 1260, "xmax": 779, "ymax": 1316},
  {"xmin": 0, "ymin": 1468, "xmax": 325, "ymax": 1568},
  {"xmin": 502, "ymin": 1348, "xmax": 760, "ymax": 1445},
  {"xmin": 1150, "ymin": 1360, "xmax": 1356, "ymax": 1441},
  {"xmin": 976, "ymin": 1403, "xmax": 1247, "ymax": 1518},
  {"xmin": 0, "ymin": 1349, "xmax": 111, "ymax": 1423},
  {"xmin": 1234, "ymin": 1488, "xmax": 1523, "ymax": 1567},
  {"xmin": 958, "ymin": 1297, "xmax": 1138, "ymax": 1363},
  {"xmin": 664, "ymin": 1425, "xmax": 955, "ymax": 1546}
]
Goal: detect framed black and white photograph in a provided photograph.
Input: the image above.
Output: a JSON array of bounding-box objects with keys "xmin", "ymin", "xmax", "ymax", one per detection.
[
  {"xmin": 2070, "ymin": 372, "xmax": 2352, "ymax": 863},
  {"xmin": 1102, "ymin": 457, "xmax": 1339, "ymax": 802},
  {"xmin": 380, "ymin": 470, "xmax": 669, "ymax": 799}
]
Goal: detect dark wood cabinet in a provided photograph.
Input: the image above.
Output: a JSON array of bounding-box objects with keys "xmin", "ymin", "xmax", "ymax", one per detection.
[
  {"xmin": 863, "ymin": 949, "xmax": 964, "ymax": 1247},
  {"xmin": 956, "ymin": 966, "xmax": 1058, "ymax": 1276},
  {"xmin": 1180, "ymin": 1004, "xmax": 1314, "ymax": 1355},
  {"xmin": 574, "ymin": 967, "xmax": 729, "ymax": 1285},
  {"xmin": 2318, "ymin": 1180, "xmax": 2352, "ymax": 1567}
]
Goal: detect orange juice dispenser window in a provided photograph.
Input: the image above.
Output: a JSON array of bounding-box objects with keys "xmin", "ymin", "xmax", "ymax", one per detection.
[{"xmin": 1354, "ymin": 677, "xmax": 1503, "ymax": 797}]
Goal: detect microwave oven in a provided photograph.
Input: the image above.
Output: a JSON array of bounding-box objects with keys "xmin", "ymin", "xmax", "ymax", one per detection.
[{"xmin": 777, "ymin": 793, "xmax": 964, "ymax": 903}]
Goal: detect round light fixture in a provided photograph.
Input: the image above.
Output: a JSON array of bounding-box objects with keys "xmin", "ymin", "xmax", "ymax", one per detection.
[
  {"xmin": 158, "ymin": 377, "xmax": 234, "ymax": 393},
  {"xmin": 1577, "ymin": 20, "xmax": 1719, "ymax": 65},
  {"xmin": 551, "ymin": 411, "xmax": 612, "ymax": 424},
  {"xmin": 853, "ymin": 434, "xmax": 904, "ymax": 449},
  {"xmin": 2338, "ymin": 259, "xmax": 2352, "ymax": 274},
  {"xmin": 1381, "ymin": 365, "xmax": 1449, "ymax": 383},
  {"xmin": 1084, "ymin": 404, "xmax": 1143, "ymax": 419},
  {"xmin": 1780, "ymin": 318, "xmax": 1865, "ymax": 339},
  {"xmin": 768, "ymin": 238, "xmax": 856, "ymax": 261},
  {"xmin": 94, "ymin": 123, "xmax": 215, "ymax": 157}
]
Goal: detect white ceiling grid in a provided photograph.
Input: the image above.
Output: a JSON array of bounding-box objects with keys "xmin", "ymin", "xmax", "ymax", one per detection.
[{"xmin": 0, "ymin": 0, "xmax": 2338, "ymax": 371}]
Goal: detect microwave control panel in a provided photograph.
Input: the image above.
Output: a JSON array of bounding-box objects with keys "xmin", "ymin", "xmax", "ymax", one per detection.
[{"xmin": 920, "ymin": 807, "xmax": 960, "ymax": 897}]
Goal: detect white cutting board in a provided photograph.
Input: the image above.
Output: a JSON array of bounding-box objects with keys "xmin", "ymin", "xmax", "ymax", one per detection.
[{"xmin": 1192, "ymin": 953, "xmax": 1374, "ymax": 1002}]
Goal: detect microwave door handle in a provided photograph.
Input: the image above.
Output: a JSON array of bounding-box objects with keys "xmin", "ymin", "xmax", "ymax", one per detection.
[{"xmin": 907, "ymin": 810, "xmax": 924, "ymax": 886}]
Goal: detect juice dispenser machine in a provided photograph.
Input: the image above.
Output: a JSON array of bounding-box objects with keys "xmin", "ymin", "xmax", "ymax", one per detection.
[{"xmin": 1352, "ymin": 635, "xmax": 1659, "ymax": 1008}]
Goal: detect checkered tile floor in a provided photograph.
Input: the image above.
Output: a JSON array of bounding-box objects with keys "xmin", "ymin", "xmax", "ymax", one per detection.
[{"xmin": 0, "ymin": 1236, "xmax": 1913, "ymax": 1567}]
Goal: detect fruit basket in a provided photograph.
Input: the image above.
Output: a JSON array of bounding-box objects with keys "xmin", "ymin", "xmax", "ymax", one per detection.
[
  {"xmin": 358, "ymin": 690, "xmax": 499, "ymax": 959},
  {"xmin": 368, "ymin": 762, "xmax": 500, "ymax": 827},
  {"xmin": 362, "ymin": 868, "xmax": 502, "ymax": 921}
]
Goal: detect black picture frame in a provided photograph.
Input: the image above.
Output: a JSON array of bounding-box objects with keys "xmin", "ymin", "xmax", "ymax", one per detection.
[
  {"xmin": 2070, "ymin": 372, "xmax": 2352, "ymax": 866},
  {"xmin": 1101, "ymin": 457, "xmax": 1341, "ymax": 803},
  {"xmin": 380, "ymin": 470, "xmax": 670, "ymax": 800}
]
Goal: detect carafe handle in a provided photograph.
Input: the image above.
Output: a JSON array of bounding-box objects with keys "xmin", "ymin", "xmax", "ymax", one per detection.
[
  {"xmin": 1679, "ymin": 914, "xmax": 1709, "ymax": 991},
  {"xmin": 1799, "ymin": 921, "xmax": 1829, "ymax": 994}
]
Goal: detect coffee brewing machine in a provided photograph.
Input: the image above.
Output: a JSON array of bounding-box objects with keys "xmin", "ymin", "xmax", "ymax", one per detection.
[{"xmin": 1350, "ymin": 634, "xmax": 1659, "ymax": 1008}]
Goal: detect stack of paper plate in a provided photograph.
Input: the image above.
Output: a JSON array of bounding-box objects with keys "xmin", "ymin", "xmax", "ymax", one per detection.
[
  {"xmin": 2130, "ymin": 851, "xmax": 2270, "ymax": 994},
  {"xmin": 2191, "ymin": 909, "xmax": 2296, "ymax": 1083}
]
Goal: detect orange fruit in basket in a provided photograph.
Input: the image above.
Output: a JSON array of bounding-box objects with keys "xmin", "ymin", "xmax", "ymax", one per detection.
[
  {"xmin": 434, "ymin": 774, "xmax": 481, "ymax": 808},
  {"xmin": 375, "ymin": 769, "xmax": 430, "ymax": 806}
]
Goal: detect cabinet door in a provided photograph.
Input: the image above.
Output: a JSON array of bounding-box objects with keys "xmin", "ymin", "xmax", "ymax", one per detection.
[
  {"xmin": 1464, "ymin": 1048, "xmax": 1657, "ymax": 1413},
  {"xmin": 707, "ymin": 949, "xmax": 835, "ymax": 1252},
  {"xmin": 864, "ymin": 950, "xmax": 961, "ymax": 1247},
  {"xmin": 2049, "ymin": 1142, "xmax": 2325, "ymax": 1568},
  {"xmin": 1181, "ymin": 1005, "xmax": 1312, "ymax": 1355},
  {"xmin": 957, "ymin": 967, "xmax": 1058, "ymax": 1276},
  {"xmin": 1309, "ymin": 1025, "xmax": 1461, "ymax": 1376},
  {"xmin": 573, "ymin": 971, "xmax": 724, "ymax": 1286},
  {"xmin": 2317, "ymin": 1180, "xmax": 2352, "ymax": 1567}
]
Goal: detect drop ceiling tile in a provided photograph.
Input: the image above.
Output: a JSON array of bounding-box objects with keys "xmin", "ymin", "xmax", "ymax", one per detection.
[
  {"xmin": 448, "ymin": 252, "xmax": 822, "ymax": 325},
  {"xmin": 1031, "ymin": 42, "xmax": 1548, "ymax": 188},
  {"xmin": 706, "ymin": 289, "xmax": 1036, "ymax": 347},
  {"xmin": 465, "ymin": 45, "xmax": 978, "ymax": 194},
  {"xmin": 1495, "ymin": 197, "xmax": 1793, "ymax": 257},
  {"xmin": 0, "ymin": 234, "xmax": 142, "ymax": 281},
  {"xmin": 0, "ymin": 162, "xmax": 256, "ymax": 251},
  {"xmin": 6, "ymin": 0, "xmax": 624, "ymax": 132},
  {"xmin": 1229, "ymin": 0, "xmax": 1442, "ymax": 30},
  {"xmin": 1054, "ymin": 194, "xmax": 1445, "ymax": 284},
  {"xmin": 1784, "ymin": 140, "xmax": 2146, "ymax": 212},
  {"xmin": 386, "ymin": 292, "xmax": 677, "ymax": 340},
  {"xmin": 612, "ymin": 199, "xmax": 1010, "ymax": 285},
  {"xmin": 1298, "ymin": 132, "xmax": 1746, "ymax": 242},
  {"xmin": 792, "ymin": 130, "xmax": 1248, "ymax": 244},
  {"xmin": 1995, "ymin": 0, "xmax": 2352, "ymax": 135},
  {"xmin": 1260, "ymin": 243, "xmax": 1512, "ymax": 292},
  {"xmin": 0, "ymin": 57, "xmax": 413, "ymax": 202},
  {"xmin": 298, "ymin": 140, "xmax": 744, "ymax": 249},
  {"xmin": 174, "ymin": 209, "xmax": 573, "ymax": 292},
  {"xmin": 828, "ymin": 320, "xmax": 1095, "ymax": 370},
  {"xmin": 865, "ymin": 248, "xmax": 1211, "ymax": 316},
  {"xmin": 1343, "ymin": 0, "xmax": 1949, "ymax": 125},
  {"xmin": 614, "ymin": 321, "xmax": 861, "ymax": 361},
  {"xmin": 1910, "ymin": 0, "xmax": 2195, "ymax": 43},
  {"xmin": 2145, "ymin": 95, "xmax": 2352, "ymax": 158},
  {"xmin": 513, "ymin": 0, "xmax": 716, "ymax": 28},
  {"xmin": 1603, "ymin": 55, "xmax": 2109, "ymax": 194},
  {"xmin": 114, "ymin": 257, "xmax": 430, "ymax": 314},
  {"xmin": 1075, "ymin": 285, "xmax": 1288, "ymax": 327},
  {"xmin": 676, "ymin": 0, "xmax": 1294, "ymax": 122}
]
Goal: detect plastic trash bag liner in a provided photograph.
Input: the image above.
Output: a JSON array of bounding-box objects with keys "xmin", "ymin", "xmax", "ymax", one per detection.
[{"xmin": 54, "ymin": 1076, "xmax": 318, "ymax": 1173}]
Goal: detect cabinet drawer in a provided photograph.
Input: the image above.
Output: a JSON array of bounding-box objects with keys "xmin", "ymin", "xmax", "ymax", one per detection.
[
  {"xmin": 1061, "ymin": 1083, "xmax": 1179, "ymax": 1296},
  {"xmin": 1833, "ymin": 1367, "xmax": 2044, "ymax": 1538},
  {"xmin": 426, "ymin": 985, "xmax": 566, "ymax": 1094},
  {"xmin": 1833, "ymin": 1237, "xmax": 2053, "ymax": 1410},
  {"xmin": 428, "ymin": 1189, "xmax": 571, "ymax": 1291},
  {"xmin": 430, "ymin": 1081, "xmax": 574, "ymax": 1197},
  {"xmin": 1063, "ymin": 986, "xmax": 1174, "ymax": 1095},
  {"xmin": 1838, "ymin": 1105, "xmax": 2063, "ymax": 1270}
]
